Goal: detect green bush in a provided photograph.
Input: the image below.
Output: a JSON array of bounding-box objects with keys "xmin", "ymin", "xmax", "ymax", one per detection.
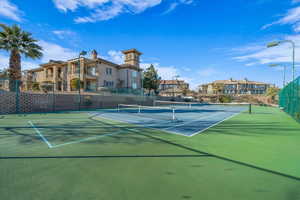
[
  {"xmin": 84, "ymin": 96, "xmax": 93, "ymax": 106},
  {"xmin": 32, "ymin": 82, "xmax": 40, "ymax": 91},
  {"xmin": 218, "ymin": 95, "xmax": 232, "ymax": 103},
  {"xmin": 40, "ymin": 82, "xmax": 53, "ymax": 92},
  {"xmin": 71, "ymin": 78, "xmax": 83, "ymax": 90}
]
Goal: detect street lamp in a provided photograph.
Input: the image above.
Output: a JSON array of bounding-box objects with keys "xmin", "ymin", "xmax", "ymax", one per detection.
[
  {"xmin": 269, "ymin": 64, "xmax": 287, "ymax": 87},
  {"xmin": 78, "ymin": 51, "xmax": 87, "ymax": 110},
  {"xmin": 267, "ymin": 40, "xmax": 296, "ymax": 82}
]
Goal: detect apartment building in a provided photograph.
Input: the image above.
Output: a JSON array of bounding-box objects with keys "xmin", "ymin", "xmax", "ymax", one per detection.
[
  {"xmin": 24, "ymin": 49, "xmax": 143, "ymax": 92},
  {"xmin": 159, "ymin": 80, "xmax": 189, "ymax": 90},
  {"xmin": 198, "ymin": 78, "xmax": 274, "ymax": 95},
  {"xmin": 159, "ymin": 80, "xmax": 189, "ymax": 97}
]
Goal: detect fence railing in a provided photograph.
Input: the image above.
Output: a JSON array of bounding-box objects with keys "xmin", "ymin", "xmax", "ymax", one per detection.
[
  {"xmin": 0, "ymin": 80, "xmax": 155, "ymax": 114},
  {"xmin": 279, "ymin": 77, "xmax": 300, "ymax": 123}
]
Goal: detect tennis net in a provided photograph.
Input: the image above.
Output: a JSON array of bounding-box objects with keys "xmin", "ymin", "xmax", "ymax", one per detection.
[
  {"xmin": 117, "ymin": 102, "xmax": 251, "ymax": 122},
  {"xmin": 154, "ymin": 100, "xmax": 199, "ymax": 108},
  {"xmin": 154, "ymin": 100, "xmax": 251, "ymax": 113},
  {"xmin": 118, "ymin": 104, "xmax": 177, "ymax": 120}
]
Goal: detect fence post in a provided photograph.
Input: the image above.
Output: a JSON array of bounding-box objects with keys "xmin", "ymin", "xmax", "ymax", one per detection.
[
  {"xmin": 52, "ymin": 82, "xmax": 55, "ymax": 112},
  {"xmin": 15, "ymin": 80, "xmax": 20, "ymax": 114}
]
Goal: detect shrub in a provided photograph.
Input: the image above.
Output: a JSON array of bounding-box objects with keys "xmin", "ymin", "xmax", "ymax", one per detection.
[
  {"xmin": 218, "ymin": 95, "xmax": 232, "ymax": 103},
  {"xmin": 84, "ymin": 96, "xmax": 93, "ymax": 106},
  {"xmin": 71, "ymin": 78, "xmax": 83, "ymax": 90},
  {"xmin": 32, "ymin": 82, "xmax": 40, "ymax": 91}
]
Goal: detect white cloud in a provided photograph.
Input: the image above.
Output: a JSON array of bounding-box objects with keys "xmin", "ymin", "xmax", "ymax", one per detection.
[
  {"xmin": 162, "ymin": 2, "xmax": 179, "ymax": 14},
  {"xmin": 0, "ymin": 54, "xmax": 39, "ymax": 70},
  {"xmin": 245, "ymin": 62, "xmax": 257, "ymax": 66},
  {"xmin": 0, "ymin": 0, "xmax": 23, "ymax": 22},
  {"xmin": 162, "ymin": 0, "xmax": 193, "ymax": 15},
  {"xmin": 232, "ymin": 35, "xmax": 300, "ymax": 66},
  {"xmin": 53, "ymin": 0, "xmax": 193, "ymax": 22},
  {"xmin": 140, "ymin": 63, "xmax": 180, "ymax": 80},
  {"xmin": 0, "ymin": 41, "xmax": 77, "ymax": 70},
  {"xmin": 107, "ymin": 50, "xmax": 124, "ymax": 64},
  {"xmin": 140, "ymin": 62, "xmax": 199, "ymax": 90},
  {"xmin": 262, "ymin": 6, "xmax": 300, "ymax": 31},
  {"xmin": 75, "ymin": 4, "xmax": 123, "ymax": 22},
  {"xmin": 38, "ymin": 41, "xmax": 77, "ymax": 63},
  {"xmin": 197, "ymin": 67, "xmax": 218, "ymax": 77},
  {"xmin": 53, "ymin": 0, "xmax": 161, "ymax": 22},
  {"xmin": 53, "ymin": 30, "xmax": 76, "ymax": 39}
]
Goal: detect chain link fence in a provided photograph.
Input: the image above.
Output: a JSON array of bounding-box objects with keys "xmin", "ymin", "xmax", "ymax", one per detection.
[
  {"xmin": 0, "ymin": 79, "xmax": 155, "ymax": 114},
  {"xmin": 279, "ymin": 76, "xmax": 300, "ymax": 123}
]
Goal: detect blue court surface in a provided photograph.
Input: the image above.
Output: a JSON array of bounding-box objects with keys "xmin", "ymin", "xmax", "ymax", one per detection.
[{"xmin": 94, "ymin": 104, "xmax": 249, "ymax": 137}]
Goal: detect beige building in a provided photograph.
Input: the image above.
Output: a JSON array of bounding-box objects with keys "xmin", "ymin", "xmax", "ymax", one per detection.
[
  {"xmin": 159, "ymin": 80, "xmax": 189, "ymax": 97},
  {"xmin": 199, "ymin": 78, "xmax": 274, "ymax": 95},
  {"xmin": 24, "ymin": 49, "xmax": 143, "ymax": 92}
]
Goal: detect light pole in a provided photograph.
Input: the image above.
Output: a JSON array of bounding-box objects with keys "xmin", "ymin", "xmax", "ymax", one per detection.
[
  {"xmin": 269, "ymin": 64, "xmax": 287, "ymax": 88},
  {"xmin": 267, "ymin": 40, "xmax": 296, "ymax": 82},
  {"xmin": 78, "ymin": 51, "xmax": 87, "ymax": 110}
]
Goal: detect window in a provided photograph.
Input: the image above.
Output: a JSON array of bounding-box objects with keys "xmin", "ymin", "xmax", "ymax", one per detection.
[
  {"xmin": 88, "ymin": 67, "xmax": 97, "ymax": 76},
  {"xmin": 132, "ymin": 82, "xmax": 137, "ymax": 89},
  {"xmin": 106, "ymin": 68, "xmax": 112, "ymax": 75},
  {"xmin": 74, "ymin": 63, "xmax": 80, "ymax": 74},
  {"xmin": 132, "ymin": 71, "xmax": 137, "ymax": 78},
  {"xmin": 104, "ymin": 80, "xmax": 114, "ymax": 87}
]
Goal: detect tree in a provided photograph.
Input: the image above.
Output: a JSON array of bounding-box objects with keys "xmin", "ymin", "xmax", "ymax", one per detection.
[
  {"xmin": 212, "ymin": 83, "xmax": 224, "ymax": 95},
  {"xmin": 0, "ymin": 68, "xmax": 9, "ymax": 78},
  {"xmin": 143, "ymin": 64, "xmax": 161, "ymax": 95},
  {"xmin": 266, "ymin": 87, "xmax": 280, "ymax": 101},
  {"xmin": 32, "ymin": 82, "xmax": 40, "ymax": 91},
  {"xmin": 71, "ymin": 78, "xmax": 83, "ymax": 90},
  {"xmin": 0, "ymin": 24, "xmax": 43, "ymax": 91}
]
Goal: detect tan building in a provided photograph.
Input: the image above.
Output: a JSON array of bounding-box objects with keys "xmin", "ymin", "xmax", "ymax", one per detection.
[
  {"xmin": 199, "ymin": 78, "xmax": 274, "ymax": 95},
  {"xmin": 24, "ymin": 49, "xmax": 143, "ymax": 92},
  {"xmin": 159, "ymin": 80, "xmax": 189, "ymax": 97}
]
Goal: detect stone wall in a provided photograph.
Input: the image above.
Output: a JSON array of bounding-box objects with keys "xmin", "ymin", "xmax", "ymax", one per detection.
[{"xmin": 0, "ymin": 91, "xmax": 154, "ymax": 114}]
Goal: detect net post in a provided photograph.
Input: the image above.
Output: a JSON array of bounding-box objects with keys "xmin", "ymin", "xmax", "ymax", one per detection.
[
  {"xmin": 117, "ymin": 104, "xmax": 120, "ymax": 112},
  {"xmin": 172, "ymin": 108, "xmax": 175, "ymax": 121},
  {"xmin": 189, "ymin": 103, "xmax": 192, "ymax": 109},
  {"xmin": 249, "ymin": 103, "xmax": 252, "ymax": 114},
  {"xmin": 138, "ymin": 106, "xmax": 141, "ymax": 113}
]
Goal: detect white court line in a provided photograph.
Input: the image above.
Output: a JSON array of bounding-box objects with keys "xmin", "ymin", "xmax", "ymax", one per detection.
[
  {"xmin": 51, "ymin": 130, "xmax": 124, "ymax": 149},
  {"xmin": 94, "ymin": 114, "xmax": 194, "ymax": 137},
  {"xmin": 94, "ymin": 109, "xmax": 245, "ymax": 137},
  {"xmin": 28, "ymin": 121, "xmax": 53, "ymax": 148},
  {"xmin": 188, "ymin": 111, "xmax": 244, "ymax": 137},
  {"xmin": 162, "ymin": 112, "xmax": 227, "ymax": 130}
]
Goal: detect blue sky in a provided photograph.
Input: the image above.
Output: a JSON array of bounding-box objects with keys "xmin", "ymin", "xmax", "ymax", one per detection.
[{"xmin": 1, "ymin": 0, "xmax": 300, "ymax": 89}]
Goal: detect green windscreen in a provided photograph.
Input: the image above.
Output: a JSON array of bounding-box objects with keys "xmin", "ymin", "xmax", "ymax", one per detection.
[{"xmin": 279, "ymin": 76, "xmax": 300, "ymax": 123}]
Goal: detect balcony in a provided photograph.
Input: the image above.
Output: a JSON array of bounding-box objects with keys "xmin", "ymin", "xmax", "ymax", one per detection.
[{"xmin": 45, "ymin": 75, "xmax": 53, "ymax": 82}]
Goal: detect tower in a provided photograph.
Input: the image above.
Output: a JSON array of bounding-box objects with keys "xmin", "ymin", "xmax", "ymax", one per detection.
[{"xmin": 122, "ymin": 49, "xmax": 142, "ymax": 67}]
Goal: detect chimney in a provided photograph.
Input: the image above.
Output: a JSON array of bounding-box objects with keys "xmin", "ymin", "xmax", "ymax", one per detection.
[{"xmin": 91, "ymin": 50, "xmax": 98, "ymax": 59}]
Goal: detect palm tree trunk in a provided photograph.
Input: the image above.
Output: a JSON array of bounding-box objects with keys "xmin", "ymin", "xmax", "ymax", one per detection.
[{"xmin": 9, "ymin": 49, "xmax": 21, "ymax": 92}]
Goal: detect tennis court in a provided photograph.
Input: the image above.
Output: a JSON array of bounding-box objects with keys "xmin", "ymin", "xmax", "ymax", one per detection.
[
  {"xmin": 95, "ymin": 101, "xmax": 251, "ymax": 136},
  {"xmin": 1, "ymin": 102, "xmax": 251, "ymax": 149},
  {"xmin": 1, "ymin": 105, "xmax": 300, "ymax": 200}
]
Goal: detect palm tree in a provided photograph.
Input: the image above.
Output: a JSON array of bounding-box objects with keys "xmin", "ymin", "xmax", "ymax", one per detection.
[{"xmin": 0, "ymin": 24, "xmax": 43, "ymax": 91}]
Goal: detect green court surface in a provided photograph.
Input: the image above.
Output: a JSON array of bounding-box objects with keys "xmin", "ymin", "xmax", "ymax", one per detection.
[{"xmin": 1, "ymin": 106, "xmax": 300, "ymax": 200}]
